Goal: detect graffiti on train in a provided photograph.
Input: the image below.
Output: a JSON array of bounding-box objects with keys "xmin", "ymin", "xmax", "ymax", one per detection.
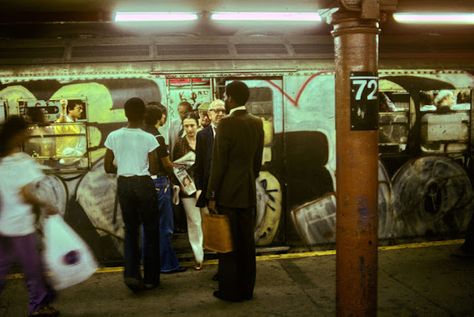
[{"xmin": 0, "ymin": 70, "xmax": 473, "ymax": 262}]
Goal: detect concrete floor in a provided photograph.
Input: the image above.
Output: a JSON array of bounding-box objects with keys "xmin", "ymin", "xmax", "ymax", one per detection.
[{"xmin": 1, "ymin": 242, "xmax": 473, "ymax": 317}]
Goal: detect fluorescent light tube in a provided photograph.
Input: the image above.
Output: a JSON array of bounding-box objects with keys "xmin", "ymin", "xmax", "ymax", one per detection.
[
  {"xmin": 211, "ymin": 12, "xmax": 321, "ymax": 22},
  {"xmin": 114, "ymin": 12, "xmax": 198, "ymax": 22},
  {"xmin": 393, "ymin": 13, "xmax": 474, "ymax": 24}
]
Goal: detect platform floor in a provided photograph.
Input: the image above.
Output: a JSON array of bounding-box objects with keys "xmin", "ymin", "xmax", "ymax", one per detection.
[{"xmin": 1, "ymin": 240, "xmax": 473, "ymax": 317}]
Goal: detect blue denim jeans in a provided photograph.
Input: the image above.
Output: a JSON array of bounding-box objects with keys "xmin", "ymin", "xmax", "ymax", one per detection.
[
  {"xmin": 153, "ymin": 176, "xmax": 181, "ymax": 272},
  {"xmin": 117, "ymin": 175, "xmax": 160, "ymax": 285}
]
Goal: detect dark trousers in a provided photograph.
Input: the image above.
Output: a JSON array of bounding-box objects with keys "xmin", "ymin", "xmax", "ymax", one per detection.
[
  {"xmin": 217, "ymin": 206, "xmax": 256, "ymax": 300},
  {"xmin": 118, "ymin": 175, "xmax": 160, "ymax": 285},
  {"xmin": 0, "ymin": 233, "xmax": 55, "ymax": 315}
]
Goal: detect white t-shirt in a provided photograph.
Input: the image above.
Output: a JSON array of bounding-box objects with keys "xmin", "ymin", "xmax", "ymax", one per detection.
[
  {"xmin": 0, "ymin": 152, "xmax": 45, "ymax": 236},
  {"xmin": 104, "ymin": 127, "xmax": 159, "ymax": 176}
]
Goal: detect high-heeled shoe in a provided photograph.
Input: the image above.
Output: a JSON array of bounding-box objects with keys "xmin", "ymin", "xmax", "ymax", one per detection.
[{"xmin": 194, "ymin": 263, "xmax": 203, "ymax": 270}]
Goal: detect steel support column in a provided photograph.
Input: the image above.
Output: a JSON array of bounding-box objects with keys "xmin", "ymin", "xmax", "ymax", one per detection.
[{"xmin": 330, "ymin": 12, "xmax": 380, "ymax": 317}]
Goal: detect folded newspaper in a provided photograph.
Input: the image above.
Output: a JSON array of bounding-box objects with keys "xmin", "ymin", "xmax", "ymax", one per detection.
[
  {"xmin": 173, "ymin": 152, "xmax": 196, "ymax": 196},
  {"xmin": 173, "ymin": 151, "xmax": 195, "ymax": 167}
]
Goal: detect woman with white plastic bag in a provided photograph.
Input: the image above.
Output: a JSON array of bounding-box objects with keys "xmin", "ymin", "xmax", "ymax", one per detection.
[
  {"xmin": 0, "ymin": 116, "xmax": 59, "ymax": 317},
  {"xmin": 42, "ymin": 214, "xmax": 98, "ymax": 290}
]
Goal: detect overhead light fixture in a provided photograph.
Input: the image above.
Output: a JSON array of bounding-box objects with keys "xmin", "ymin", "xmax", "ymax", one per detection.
[
  {"xmin": 210, "ymin": 12, "xmax": 321, "ymax": 22},
  {"xmin": 393, "ymin": 12, "xmax": 474, "ymax": 24},
  {"xmin": 114, "ymin": 12, "xmax": 198, "ymax": 22}
]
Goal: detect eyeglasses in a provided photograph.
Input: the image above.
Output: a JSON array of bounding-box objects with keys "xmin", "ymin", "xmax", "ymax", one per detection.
[{"xmin": 209, "ymin": 108, "xmax": 226, "ymax": 114}]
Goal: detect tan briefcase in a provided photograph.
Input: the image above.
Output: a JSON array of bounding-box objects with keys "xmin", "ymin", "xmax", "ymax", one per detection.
[{"xmin": 202, "ymin": 213, "xmax": 233, "ymax": 253}]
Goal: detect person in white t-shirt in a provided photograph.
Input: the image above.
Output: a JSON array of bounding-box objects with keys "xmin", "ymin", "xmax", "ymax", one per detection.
[
  {"xmin": 104, "ymin": 97, "xmax": 160, "ymax": 292},
  {"xmin": 0, "ymin": 116, "xmax": 60, "ymax": 316}
]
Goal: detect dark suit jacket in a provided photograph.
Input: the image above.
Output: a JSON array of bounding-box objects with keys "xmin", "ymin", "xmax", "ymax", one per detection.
[
  {"xmin": 206, "ymin": 109, "xmax": 264, "ymax": 209},
  {"xmin": 194, "ymin": 125, "xmax": 214, "ymax": 207}
]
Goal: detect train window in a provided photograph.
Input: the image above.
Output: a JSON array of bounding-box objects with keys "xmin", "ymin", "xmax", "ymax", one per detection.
[
  {"xmin": 19, "ymin": 98, "xmax": 91, "ymax": 172},
  {"xmin": 167, "ymin": 78, "xmax": 211, "ymax": 108},
  {"xmin": 166, "ymin": 77, "xmax": 212, "ymax": 132},
  {"xmin": 23, "ymin": 121, "xmax": 90, "ymax": 171},
  {"xmin": 419, "ymin": 89, "xmax": 471, "ymax": 154},
  {"xmin": 378, "ymin": 91, "xmax": 410, "ymax": 153}
]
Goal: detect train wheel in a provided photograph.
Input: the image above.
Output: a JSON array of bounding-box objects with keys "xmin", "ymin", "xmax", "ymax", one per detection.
[
  {"xmin": 255, "ymin": 171, "xmax": 282, "ymax": 246},
  {"xmin": 392, "ymin": 156, "xmax": 474, "ymax": 237}
]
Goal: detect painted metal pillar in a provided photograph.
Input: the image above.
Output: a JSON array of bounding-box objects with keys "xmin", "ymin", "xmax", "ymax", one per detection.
[{"xmin": 329, "ymin": 8, "xmax": 380, "ymax": 317}]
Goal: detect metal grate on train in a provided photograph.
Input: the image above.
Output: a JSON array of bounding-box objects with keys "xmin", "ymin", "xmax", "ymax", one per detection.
[
  {"xmin": 292, "ymin": 43, "xmax": 334, "ymax": 55},
  {"xmin": 0, "ymin": 47, "xmax": 64, "ymax": 59},
  {"xmin": 235, "ymin": 44, "xmax": 288, "ymax": 55},
  {"xmin": 71, "ymin": 45, "xmax": 150, "ymax": 58},
  {"xmin": 156, "ymin": 44, "xmax": 229, "ymax": 56}
]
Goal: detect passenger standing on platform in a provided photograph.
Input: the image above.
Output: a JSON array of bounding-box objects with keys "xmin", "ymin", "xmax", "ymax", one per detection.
[
  {"xmin": 104, "ymin": 97, "xmax": 160, "ymax": 292},
  {"xmin": 194, "ymin": 99, "xmax": 226, "ymax": 213},
  {"xmin": 170, "ymin": 101, "xmax": 193, "ymax": 159},
  {"xmin": 197, "ymin": 102, "xmax": 211, "ymax": 130},
  {"xmin": 144, "ymin": 103, "xmax": 187, "ymax": 274},
  {"xmin": 173, "ymin": 112, "xmax": 204, "ymax": 270},
  {"xmin": 170, "ymin": 101, "xmax": 193, "ymax": 234},
  {"xmin": 207, "ymin": 81, "xmax": 264, "ymax": 302},
  {"xmin": 0, "ymin": 115, "xmax": 60, "ymax": 316}
]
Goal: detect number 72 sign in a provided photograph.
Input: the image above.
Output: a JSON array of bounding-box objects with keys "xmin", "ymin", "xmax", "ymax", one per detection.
[{"xmin": 350, "ymin": 72, "xmax": 379, "ymax": 130}]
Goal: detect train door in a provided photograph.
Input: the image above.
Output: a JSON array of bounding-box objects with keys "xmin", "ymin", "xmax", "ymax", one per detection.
[
  {"xmin": 165, "ymin": 77, "xmax": 212, "ymax": 152},
  {"xmin": 215, "ymin": 78, "xmax": 284, "ymax": 246}
]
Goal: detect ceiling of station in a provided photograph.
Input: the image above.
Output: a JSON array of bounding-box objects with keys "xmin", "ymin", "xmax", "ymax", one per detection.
[{"xmin": 0, "ymin": 0, "xmax": 472, "ymax": 39}]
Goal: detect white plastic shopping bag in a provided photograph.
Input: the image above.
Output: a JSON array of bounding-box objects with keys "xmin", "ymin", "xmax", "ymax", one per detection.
[{"xmin": 43, "ymin": 214, "xmax": 98, "ymax": 290}]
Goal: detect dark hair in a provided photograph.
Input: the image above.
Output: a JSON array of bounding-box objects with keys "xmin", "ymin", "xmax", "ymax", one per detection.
[
  {"xmin": 182, "ymin": 111, "xmax": 199, "ymax": 125},
  {"xmin": 148, "ymin": 101, "xmax": 167, "ymax": 116},
  {"xmin": 156, "ymin": 103, "xmax": 167, "ymax": 116},
  {"xmin": 66, "ymin": 101, "xmax": 84, "ymax": 113},
  {"xmin": 0, "ymin": 115, "xmax": 29, "ymax": 157},
  {"xmin": 225, "ymin": 81, "xmax": 250, "ymax": 106},
  {"xmin": 26, "ymin": 107, "xmax": 47, "ymax": 126},
  {"xmin": 124, "ymin": 97, "xmax": 146, "ymax": 122},
  {"xmin": 144, "ymin": 105, "xmax": 163, "ymax": 126},
  {"xmin": 178, "ymin": 101, "xmax": 193, "ymax": 112}
]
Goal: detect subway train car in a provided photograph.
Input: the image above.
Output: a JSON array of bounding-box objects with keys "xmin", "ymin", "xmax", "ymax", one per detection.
[{"xmin": 0, "ymin": 36, "xmax": 473, "ymax": 262}]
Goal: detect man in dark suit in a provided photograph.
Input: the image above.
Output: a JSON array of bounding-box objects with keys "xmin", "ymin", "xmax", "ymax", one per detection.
[
  {"xmin": 194, "ymin": 99, "xmax": 226, "ymax": 210},
  {"xmin": 207, "ymin": 81, "xmax": 264, "ymax": 302}
]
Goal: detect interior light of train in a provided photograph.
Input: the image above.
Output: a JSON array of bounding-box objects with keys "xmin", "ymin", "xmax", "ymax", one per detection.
[
  {"xmin": 114, "ymin": 12, "xmax": 198, "ymax": 22},
  {"xmin": 393, "ymin": 13, "xmax": 474, "ymax": 24},
  {"xmin": 210, "ymin": 12, "xmax": 321, "ymax": 21}
]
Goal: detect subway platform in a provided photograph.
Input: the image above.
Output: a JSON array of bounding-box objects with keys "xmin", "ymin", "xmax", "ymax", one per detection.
[{"xmin": 1, "ymin": 240, "xmax": 473, "ymax": 317}]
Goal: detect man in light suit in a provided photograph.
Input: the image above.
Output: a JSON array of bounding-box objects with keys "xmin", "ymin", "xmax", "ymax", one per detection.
[
  {"xmin": 207, "ymin": 81, "xmax": 264, "ymax": 302},
  {"xmin": 194, "ymin": 99, "xmax": 226, "ymax": 211}
]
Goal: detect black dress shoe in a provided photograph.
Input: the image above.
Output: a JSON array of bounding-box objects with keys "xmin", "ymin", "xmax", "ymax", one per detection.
[
  {"xmin": 144, "ymin": 283, "xmax": 159, "ymax": 290},
  {"xmin": 124, "ymin": 277, "xmax": 144, "ymax": 292},
  {"xmin": 242, "ymin": 294, "xmax": 253, "ymax": 301},
  {"xmin": 213, "ymin": 291, "xmax": 243, "ymax": 302}
]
